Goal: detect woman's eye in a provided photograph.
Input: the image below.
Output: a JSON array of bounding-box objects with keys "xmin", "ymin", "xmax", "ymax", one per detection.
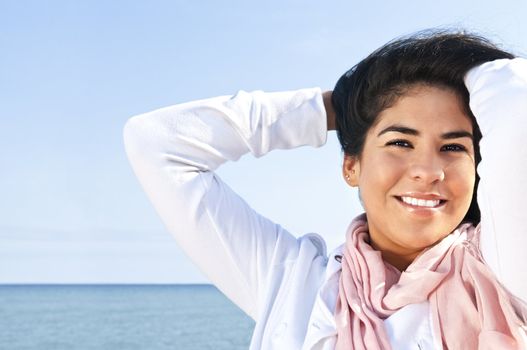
[
  {"xmin": 386, "ymin": 140, "xmax": 412, "ymax": 148},
  {"xmin": 441, "ymin": 144, "xmax": 467, "ymax": 152}
]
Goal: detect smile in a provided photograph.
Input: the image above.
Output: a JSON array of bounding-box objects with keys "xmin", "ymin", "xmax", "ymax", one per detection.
[{"xmin": 395, "ymin": 196, "xmax": 447, "ymax": 209}]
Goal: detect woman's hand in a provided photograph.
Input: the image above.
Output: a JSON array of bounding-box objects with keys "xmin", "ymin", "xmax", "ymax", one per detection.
[{"xmin": 323, "ymin": 90, "xmax": 336, "ymax": 131}]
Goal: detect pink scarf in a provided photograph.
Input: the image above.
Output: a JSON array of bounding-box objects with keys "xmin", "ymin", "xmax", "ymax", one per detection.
[{"xmin": 335, "ymin": 214, "xmax": 527, "ymax": 350}]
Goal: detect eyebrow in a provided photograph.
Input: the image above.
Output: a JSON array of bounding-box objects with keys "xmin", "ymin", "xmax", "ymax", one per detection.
[{"xmin": 377, "ymin": 124, "xmax": 473, "ymax": 140}]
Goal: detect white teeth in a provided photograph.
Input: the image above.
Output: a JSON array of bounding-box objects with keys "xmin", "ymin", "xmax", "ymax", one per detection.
[
  {"xmin": 427, "ymin": 200, "xmax": 440, "ymax": 207},
  {"xmin": 400, "ymin": 196, "xmax": 440, "ymax": 208}
]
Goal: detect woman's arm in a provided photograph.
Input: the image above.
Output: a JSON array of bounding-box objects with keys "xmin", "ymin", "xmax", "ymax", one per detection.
[
  {"xmin": 465, "ymin": 58, "xmax": 527, "ymax": 301},
  {"xmin": 123, "ymin": 88, "xmax": 329, "ymax": 319}
]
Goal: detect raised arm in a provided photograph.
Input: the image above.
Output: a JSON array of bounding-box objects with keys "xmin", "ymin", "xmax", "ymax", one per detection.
[
  {"xmin": 123, "ymin": 88, "xmax": 329, "ymax": 318},
  {"xmin": 465, "ymin": 58, "xmax": 527, "ymax": 301}
]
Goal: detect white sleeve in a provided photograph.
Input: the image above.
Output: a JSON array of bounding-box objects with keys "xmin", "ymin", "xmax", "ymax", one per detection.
[
  {"xmin": 465, "ymin": 58, "xmax": 527, "ymax": 301},
  {"xmin": 123, "ymin": 88, "xmax": 328, "ymax": 319}
]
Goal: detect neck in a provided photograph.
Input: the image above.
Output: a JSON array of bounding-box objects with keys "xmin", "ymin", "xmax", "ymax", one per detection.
[{"xmin": 369, "ymin": 240, "xmax": 421, "ymax": 271}]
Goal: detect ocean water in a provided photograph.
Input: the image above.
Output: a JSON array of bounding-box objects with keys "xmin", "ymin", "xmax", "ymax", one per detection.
[{"xmin": 0, "ymin": 285, "xmax": 255, "ymax": 350}]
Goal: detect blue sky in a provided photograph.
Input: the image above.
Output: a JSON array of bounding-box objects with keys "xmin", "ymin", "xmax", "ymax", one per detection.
[{"xmin": 1, "ymin": 0, "xmax": 526, "ymax": 283}]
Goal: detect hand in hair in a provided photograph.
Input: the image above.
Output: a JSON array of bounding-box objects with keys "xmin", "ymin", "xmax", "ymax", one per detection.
[{"xmin": 323, "ymin": 90, "xmax": 336, "ymax": 131}]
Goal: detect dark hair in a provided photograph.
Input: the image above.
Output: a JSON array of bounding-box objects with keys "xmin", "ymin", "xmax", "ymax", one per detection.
[{"xmin": 333, "ymin": 30, "xmax": 515, "ymax": 224}]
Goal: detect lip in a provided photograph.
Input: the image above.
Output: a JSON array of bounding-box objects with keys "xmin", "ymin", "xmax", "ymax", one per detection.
[
  {"xmin": 396, "ymin": 192, "xmax": 446, "ymax": 200},
  {"xmin": 394, "ymin": 194, "xmax": 447, "ymax": 217}
]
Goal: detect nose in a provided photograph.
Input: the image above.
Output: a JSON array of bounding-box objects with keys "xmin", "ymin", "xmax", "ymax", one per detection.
[{"xmin": 407, "ymin": 152, "xmax": 445, "ymax": 184}]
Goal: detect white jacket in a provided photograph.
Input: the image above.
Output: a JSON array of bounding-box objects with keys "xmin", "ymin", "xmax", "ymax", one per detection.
[{"xmin": 123, "ymin": 58, "xmax": 527, "ymax": 349}]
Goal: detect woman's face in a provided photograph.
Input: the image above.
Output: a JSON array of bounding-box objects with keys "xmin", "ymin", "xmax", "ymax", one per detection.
[{"xmin": 343, "ymin": 85, "xmax": 476, "ymax": 269}]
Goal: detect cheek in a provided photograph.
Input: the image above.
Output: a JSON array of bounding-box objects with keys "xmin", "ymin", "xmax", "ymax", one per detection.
[
  {"xmin": 445, "ymin": 159, "xmax": 476, "ymax": 200},
  {"xmin": 359, "ymin": 152, "xmax": 407, "ymax": 199}
]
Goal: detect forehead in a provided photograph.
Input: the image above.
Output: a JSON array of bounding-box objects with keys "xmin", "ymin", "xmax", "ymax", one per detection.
[{"xmin": 372, "ymin": 85, "xmax": 472, "ymax": 134}]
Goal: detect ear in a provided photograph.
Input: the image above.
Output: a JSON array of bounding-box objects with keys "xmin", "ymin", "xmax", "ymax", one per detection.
[{"xmin": 342, "ymin": 154, "xmax": 360, "ymax": 187}]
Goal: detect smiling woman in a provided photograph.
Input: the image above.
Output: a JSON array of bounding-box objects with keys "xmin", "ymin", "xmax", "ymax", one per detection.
[
  {"xmin": 342, "ymin": 85, "xmax": 477, "ymax": 271},
  {"xmin": 124, "ymin": 30, "xmax": 527, "ymax": 349}
]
